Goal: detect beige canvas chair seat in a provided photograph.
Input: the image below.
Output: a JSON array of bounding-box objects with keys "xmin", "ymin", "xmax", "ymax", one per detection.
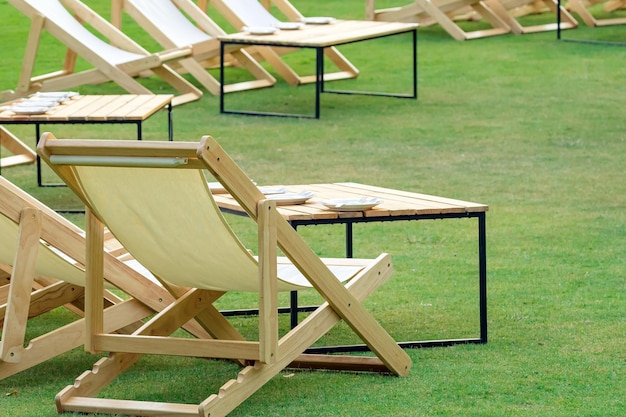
[
  {"xmin": 0, "ymin": 175, "xmax": 211, "ymax": 380},
  {"xmin": 365, "ymin": 0, "xmax": 513, "ymax": 40},
  {"xmin": 200, "ymin": 0, "xmax": 360, "ymax": 85},
  {"xmin": 111, "ymin": 0, "xmax": 276, "ymax": 95},
  {"xmin": 39, "ymin": 134, "xmax": 411, "ymax": 417},
  {"xmin": 0, "ymin": 126, "xmax": 36, "ymax": 171},
  {"xmin": 3, "ymin": 0, "xmax": 202, "ymax": 106}
]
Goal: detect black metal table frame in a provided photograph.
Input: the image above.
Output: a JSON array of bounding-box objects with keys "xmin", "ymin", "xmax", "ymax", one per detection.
[
  {"xmin": 0, "ymin": 102, "xmax": 173, "ymax": 187},
  {"xmin": 219, "ymin": 29, "xmax": 418, "ymax": 119},
  {"xmin": 220, "ymin": 209, "xmax": 487, "ymax": 353}
]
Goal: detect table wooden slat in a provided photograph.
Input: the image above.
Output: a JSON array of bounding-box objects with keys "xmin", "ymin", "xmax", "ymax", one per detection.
[
  {"xmin": 0, "ymin": 94, "xmax": 173, "ymax": 123},
  {"xmin": 214, "ymin": 183, "xmax": 488, "ymax": 222},
  {"xmin": 220, "ymin": 20, "xmax": 418, "ymax": 48}
]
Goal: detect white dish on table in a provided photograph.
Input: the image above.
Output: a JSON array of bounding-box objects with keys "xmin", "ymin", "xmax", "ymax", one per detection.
[
  {"xmin": 258, "ymin": 186, "xmax": 287, "ymax": 195},
  {"xmin": 265, "ymin": 190, "xmax": 314, "ymax": 205},
  {"xmin": 30, "ymin": 91, "xmax": 78, "ymax": 100},
  {"xmin": 243, "ymin": 26, "xmax": 278, "ymax": 35},
  {"xmin": 301, "ymin": 16, "xmax": 335, "ymax": 25},
  {"xmin": 9, "ymin": 106, "xmax": 52, "ymax": 115},
  {"xmin": 320, "ymin": 197, "xmax": 383, "ymax": 212},
  {"xmin": 273, "ymin": 21, "xmax": 303, "ymax": 30},
  {"xmin": 14, "ymin": 100, "xmax": 59, "ymax": 107}
]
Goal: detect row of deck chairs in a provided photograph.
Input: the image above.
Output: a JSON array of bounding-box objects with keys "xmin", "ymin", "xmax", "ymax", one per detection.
[
  {"xmin": 6, "ymin": 0, "xmax": 624, "ymax": 110},
  {"xmin": 366, "ymin": 0, "xmax": 577, "ymax": 40},
  {"xmin": 1, "ymin": 134, "xmax": 412, "ymax": 416},
  {"xmin": 2, "ymin": 0, "xmax": 364, "ymax": 106},
  {"xmin": 367, "ymin": 0, "xmax": 626, "ymax": 40},
  {"xmin": 3, "ymin": 0, "xmax": 622, "ymax": 110}
]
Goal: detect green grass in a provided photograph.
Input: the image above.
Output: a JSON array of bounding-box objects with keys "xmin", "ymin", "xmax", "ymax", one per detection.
[{"xmin": 1, "ymin": 1, "xmax": 625, "ymax": 416}]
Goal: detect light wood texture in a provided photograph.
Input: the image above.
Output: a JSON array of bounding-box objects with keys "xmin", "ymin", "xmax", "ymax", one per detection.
[
  {"xmin": 0, "ymin": 94, "xmax": 172, "ymax": 123},
  {"xmin": 566, "ymin": 0, "xmax": 626, "ymax": 26},
  {"xmin": 214, "ymin": 182, "xmax": 488, "ymax": 222},
  {"xmin": 111, "ymin": 0, "xmax": 276, "ymax": 95},
  {"xmin": 257, "ymin": 199, "xmax": 278, "ymax": 364},
  {"xmin": 486, "ymin": 0, "xmax": 578, "ymax": 33},
  {"xmin": 3, "ymin": 0, "xmax": 202, "ymax": 106},
  {"xmin": 365, "ymin": 0, "xmax": 512, "ymax": 41},
  {"xmin": 39, "ymin": 133, "xmax": 412, "ymax": 417},
  {"xmin": 0, "ymin": 208, "xmax": 41, "ymax": 363},
  {"xmin": 0, "ymin": 126, "xmax": 36, "ymax": 169},
  {"xmin": 85, "ymin": 208, "xmax": 104, "ymax": 354},
  {"xmin": 204, "ymin": 0, "xmax": 368, "ymax": 85}
]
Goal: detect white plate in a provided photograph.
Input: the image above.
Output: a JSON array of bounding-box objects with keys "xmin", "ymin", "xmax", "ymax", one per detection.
[
  {"xmin": 243, "ymin": 26, "xmax": 278, "ymax": 35},
  {"xmin": 320, "ymin": 197, "xmax": 383, "ymax": 212},
  {"xmin": 273, "ymin": 21, "xmax": 303, "ymax": 30},
  {"xmin": 258, "ymin": 186, "xmax": 287, "ymax": 195},
  {"xmin": 301, "ymin": 16, "xmax": 335, "ymax": 25},
  {"xmin": 30, "ymin": 91, "xmax": 78, "ymax": 99},
  {"xmin": 265, "ymin": 191, "xmax": 314, "ymax": 205},
  {"xmin": 14, "ymin": 100, "xmax": 59, "ymax": 107},
  {"xmin": 10, "ymin": 106, "xmax": 51, "ymax": 115}
]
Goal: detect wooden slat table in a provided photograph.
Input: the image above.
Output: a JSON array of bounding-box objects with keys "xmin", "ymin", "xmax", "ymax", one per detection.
[
  {"xmin": 0, "ymin": 94, "xmax": 173, "ymax": 186},
  {"xmin": 219, "ymin": 20, "xmax": 418, "ymax": 118},
  {"xmin": 214, "ymin": 182, "xmax": 489, "ymax": 352}
]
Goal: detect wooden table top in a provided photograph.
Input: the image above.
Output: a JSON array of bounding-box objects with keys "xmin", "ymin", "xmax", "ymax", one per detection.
[
  {"xmin": 219, "ymin": 20, "xmax": 418, "ymax": 48},
  {"xmin": 0, "ymin": 94, "xmax": 173, "ymax": 123},
  {"xmin": 213, "ymin": 182, "xmax": 488, "ymax": 222}
]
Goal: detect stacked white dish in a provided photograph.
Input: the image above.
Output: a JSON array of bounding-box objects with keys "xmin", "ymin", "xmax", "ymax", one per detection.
[{"xmin": 4, "ymin": 92, "xmax": 78, "ymax": 115}]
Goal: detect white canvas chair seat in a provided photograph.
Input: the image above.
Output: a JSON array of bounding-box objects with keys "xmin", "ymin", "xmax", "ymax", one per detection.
[
  {"xmin": 39, "ymin": 134, "xmax": 411, "ymax": 417},
  {"xmin": 365, "ymin": 0, "xmax": 513, "ymax": 40},
  {"xmin": 111, "ymin": 0, "xmax": 276, "ymax": 95},
  {"xmin": 3, "ymin": 0, "xmax": 202, "ymax": 106},
  {"xmin": 201, "ymin": 0, "xmax": 360, "ymax": 85},
  {"xmin": 0, "ymin": 175, "xmax": 211, "ymax": 380}
]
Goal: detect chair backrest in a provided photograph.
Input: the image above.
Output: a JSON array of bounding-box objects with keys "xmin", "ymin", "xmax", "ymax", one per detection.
[
  {"xmin": 219, "ymin": 0, "xmax": 281, "ymax": 27},
  {"xmin": 124, "ymin": 0, "xmax": 214, "ymax": 47},
  {"xmin": 9, "ymin": 0, "xmax": 143, "ymax": 65},
  {"xmin": 39, "ymin": 135, "xmax": 366, "ymax": 292},
  {"xmin": 0, "ymin": 177, "xmax": 85, "ymax": 286},
  {"xmin": 72, "ymin": 164, "xmax": 268, "ymax": 291}
]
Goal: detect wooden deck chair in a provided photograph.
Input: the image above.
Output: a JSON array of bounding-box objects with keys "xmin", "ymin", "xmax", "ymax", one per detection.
[
  {"xmin": 484, "ymin": 0, "xmax": 578, "ymax": 33},
  {"xmin": 199, "ymin": 0, "xmax": 360, "ymax": 85},
  {"xmin": 566, "ymin": 0, "xmax": 626, "ymax": 26},
  {"xmin": 365, "ymin": 0, "xmax": 513, "ymax": 41},
  {"xmin": 0, "ymin": 175, "xmax": 211, "ymax": 381},
  {"xmin": 38, "ymin": 134, "xmax": 411, "ymax": 417},
  {"xmin": 110, "ymin": 0, "xmax": 276, "ymax": 95},
  {"xmin": 3, "ymin": 0, "xmax": 202, "ymax": 106},
  {"xmin": 0, "ymin": 126, "xmax": 36, "ymax": 171}
]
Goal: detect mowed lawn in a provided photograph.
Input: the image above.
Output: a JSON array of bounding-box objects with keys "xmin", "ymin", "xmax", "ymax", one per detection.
[{"xmin": 0, "ymin": 1, "xmax": 624, "ymax": 416}]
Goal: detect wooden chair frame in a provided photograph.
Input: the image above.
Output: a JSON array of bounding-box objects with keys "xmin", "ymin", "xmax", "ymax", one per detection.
[
  {"xmin": 38, "ymin": 134, "xmax": 411, "ymax": 417},
  {"xmin": 566, "ymin": 0, "xmax": 626, "ymax": 26},
  {"xmin": 200, "ymin": 0, "xmax": 360, "ymax": 85},
  {"xmin": 0, "ymin": 126, "xmax": 36, "ymax": 171},
  {"xmin": 486, "ymin": 0, "xmax": 578, "ymax": 33},
  {"xmin": 110, "ymin": 0, "xmax": 276, "ymax": 95},
  {"xmin": 0, "ymin": 175, "xmax": 211, "ymax": 380},
  {"xmin": 3, "ymin": 0, "xmax": 202, "ymax": 106},
  {"xmin": 365, "ymin": 0, "xmax": 513, "ymax": 40}
]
